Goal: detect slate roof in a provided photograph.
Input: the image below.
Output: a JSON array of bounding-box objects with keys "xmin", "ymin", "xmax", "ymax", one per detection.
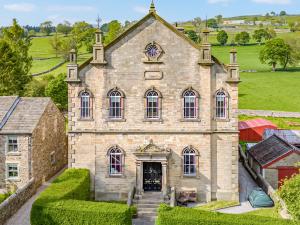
[
  {"xmin": 248, "ymin": 134, "xmax": 299, "ymax": 167},
  {"xmin": 239, "ymin": 118, "xmax": 277, "ymax": 130},
  {"xmin": 0, "ymin": 97, "xmax": 51, "ymax": 134},
  {"xmin": 264, "ymin": 129, "xmax": 300, "ymax": 145}
]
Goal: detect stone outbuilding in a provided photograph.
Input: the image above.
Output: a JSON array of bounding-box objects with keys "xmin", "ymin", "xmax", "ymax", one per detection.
[
  {"xmin": 0, "ymin": 97, "xmax": 67, "ymax": 190},
  {"xmin": 67, "ymin": 3, "xmax": 240, "ymax": 202},
  {"xmin": 248, "ymin": 135, "xmax": 300, "ymax": 189}
]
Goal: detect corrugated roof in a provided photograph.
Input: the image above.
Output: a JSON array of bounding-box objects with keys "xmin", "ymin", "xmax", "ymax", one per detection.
[
  {"xmin": 248, "ymin": 135, "xmax": 298, "ymax": 167},
  {"xmin": 239, "ymin": 118, "xmax": 277, "ymax": 130},
  {"xmin": 0, "ymin": 97, "xmax": 51, "ymax": 134},
  {"xmin": 264, "ymin": 129, "xmax": 300, "ymax": 145}
]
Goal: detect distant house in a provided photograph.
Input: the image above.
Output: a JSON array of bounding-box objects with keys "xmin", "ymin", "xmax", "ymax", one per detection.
[
  {"xmin": 0, "ymin": 97, "xmax": 67, "ymax": 191},
  {"xmin": 223, "ymin": 20, "xmax": 245, "ymax": 25},
  {"xmin": 248, "ymin": 135, "xmax": 300, "ymax": 189},
  {"xmin": 239, "ymin": 118, "xmax": 277, "ymax": 142},
  {"xmin": 263, "ymin": 129, "xmax": 300, "ymax": 148}
]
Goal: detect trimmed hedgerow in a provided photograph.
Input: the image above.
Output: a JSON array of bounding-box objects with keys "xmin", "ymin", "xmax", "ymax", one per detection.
[
  {"xmin": 31, "ymin": 169, "xmax": 132, "ymax": 225},
  {"xmin": 156, "ymin": 204, "xmax": 299, "ymax": 225}
]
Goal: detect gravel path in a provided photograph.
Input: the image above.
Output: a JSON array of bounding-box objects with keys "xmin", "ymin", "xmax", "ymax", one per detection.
[{"xmin": 5, "ymin": 168, "xmax": 66, "ymax": 225}]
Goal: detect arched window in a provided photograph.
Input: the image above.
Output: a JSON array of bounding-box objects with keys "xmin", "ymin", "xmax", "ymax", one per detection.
[
  {"xmin": 183, "ymin": 147, "xmax": 197, "ymax": 176},
  {"xmin": 108, "ymin": 146, "xmax": 124, "ymax": 175},
  {"xmin": 215, "ymin": 90, "xmax": 228, "ymax": 119},
  {"xmin": 146, "ymin": 90, "xmax": 160, "ymax": 119},
  {"xmin": 109, "ymin": 91, "xmax": 123, "ymax": 119},
  {"xmin": 80, "ymin": 92, "xmax": 91, "ymax": 119},
  {"xmin": 182, "ymin": 88, "xmax": 199, "ymax": 119}
]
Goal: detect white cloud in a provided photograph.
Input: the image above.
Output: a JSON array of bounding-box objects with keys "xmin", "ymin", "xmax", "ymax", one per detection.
[
  {"xmin": 47, "ymin": 5, "xmax": 95, "ymax": 12},
  {"xmin": 252, "ymin": 0, "xmax": 291, "ymax": 4},
  {"xmin": 208, "ymin": 0, "xmax": 230, "ymax": 4},
  {"xmin": 4, "ymin": 3, "xmax": 36, "ymax": 12},
  {"xmin": 133, "ymin": 6, "xmax": 148, "ymax": 14}
]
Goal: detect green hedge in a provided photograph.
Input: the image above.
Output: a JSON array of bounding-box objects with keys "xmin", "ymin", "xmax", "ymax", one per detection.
[
  {"xmin": 0, "ymin": 194, "xmax": 7, "ymax": 204},
  {"xmin": 278, "ymin": 173, "xmax": 300, "ymax": 220},
  {"xmin": 157, "ymin": 204, "xmax": 299, "ymax": 225},
  {"xmin": 31, "ymin": 169, "xmax": 132, "ymax": 225}
]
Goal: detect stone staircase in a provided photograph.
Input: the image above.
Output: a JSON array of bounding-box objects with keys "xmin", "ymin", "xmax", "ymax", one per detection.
[{"xmin": 133, "ymin": 192, "xmax": 167, "ymax": 225}]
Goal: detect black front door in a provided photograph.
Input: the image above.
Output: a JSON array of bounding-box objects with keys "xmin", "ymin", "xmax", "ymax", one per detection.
[{"xmin": 143, "ymin": 162, "xmax": 162, "ymax": 192}]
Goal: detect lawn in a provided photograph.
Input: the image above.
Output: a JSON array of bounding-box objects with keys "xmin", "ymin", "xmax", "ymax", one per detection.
[
  {"xmin": 196, "ymin": 201, "xmax": 239, "ymax": 211},
  {"xmin": 242, "ymin": 208, "xmax": 280, "ymax": 219}
]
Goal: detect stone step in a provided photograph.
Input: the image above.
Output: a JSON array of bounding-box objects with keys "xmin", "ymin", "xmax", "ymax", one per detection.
[
  {"xmin": 136, "ymin": 199, "xmax": 163, "ymax": 204},
  {"xmin": 137, "ymin": 207, "xmax": 157, "ymax": 213},
  {"xmin": 137, "ymin": 203, "xmax": 160, "ymax": 208},
  {"xmin": 138, "ymin": 211, "xmax": 157, "ymax": 217}
]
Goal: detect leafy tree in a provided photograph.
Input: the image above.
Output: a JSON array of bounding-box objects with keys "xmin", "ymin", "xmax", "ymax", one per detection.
[
  {"xmin": 45, "ymin": 73, "xmax": 68, "ymax": 110},
  {"xmin": 56, "ymin": 21, "xmax": 72, "ymax": 36},
  {"xmin": 57, "ymin": 38, "xmax": 74, "ymax": 61},
  {"xmin": 217, "ymin": 30, "xmax": 228, "ymax": 45},
  {"xmin": 259, "ymin": 38, "xmax": 293, "ymax": 71},
  {"xmin": 28, "ymin": 30, "xmax": 36, "ymax": 37},
  {"xmin": 253, "ymin": 29, "xmax": 269, "ymax": 44},
  {"xmin": 235, "ymin": 31, "xmax": 250, "ymax": 45},
  {"xmin": 49, "ymin": 33, "xmax": 62, "ymax": 57},
  {"xmin": 270, "ymin": 11, "xmax": 276, "ymax": 17},
  {"xmin": 0, "ymin": 19, "xmax": 32, "ymax": 96},
  {"xmin": 186, "ymin": 30, "xmax": 200, "ymax": 43},
  {"xmin": 40, "ymin": 21, "xmax": 53, "ymax": 36},
  {"xmin": 253, "ymin": 17, "xmax": 258, "ymax": 25},
  {"xmin": 24, "ymin": 75, "xmax": 54, "ymax": 97},
  {"xmin": 104, "ymin": 20, "xmax": 122, "ymax": 45},
  {"xmin": 71, "ymin": 21, "xmax": 94, "ymax": 51},
  {"xmin": 216, "ymin": 15, "xmax": 223, "ymax": 25},
  {"xmin": 279, "ymin": 11, "xmax": 287, "ymax": 16},
  {"xmin": 101, "ymin": 23, "xmax": 109, "ymax": 33},
  {"xmin": 207, "ymin": 18, "xmax": 218, "ymax": 28},
  {"xmin": 266, "ymin": 28, "xmax": 277, "ymax": 39}
]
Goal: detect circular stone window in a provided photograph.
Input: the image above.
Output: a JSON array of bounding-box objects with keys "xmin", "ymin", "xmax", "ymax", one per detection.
[{"xmin": 144, "ymin": 42, "xmax": 163, "ymax": 61}]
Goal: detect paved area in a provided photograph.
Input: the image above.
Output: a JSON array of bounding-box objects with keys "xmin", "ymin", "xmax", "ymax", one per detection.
[
  {"xmin": 217, "ymin": 162, "xmax": 260, "ymax": 214},
  {"xmin": 5, "ymin": 168, "xmax": 66, "ymax": 225}
]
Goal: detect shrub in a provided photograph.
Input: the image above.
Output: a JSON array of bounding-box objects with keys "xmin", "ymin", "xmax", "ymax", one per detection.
[
  {"xmin": 31, "ymin": 169, "xmax": 132, "ymax": 225},
  {"xmin": 156, "ymin": 204, "xmax": 298, "ymax": 225},
  {"xmin": 0, "ymin": 194, "xmax": 6, "ymax": 204},
  {"xmin": 278, "ymin": 173, "xmax": 300, "ymax": 220}
]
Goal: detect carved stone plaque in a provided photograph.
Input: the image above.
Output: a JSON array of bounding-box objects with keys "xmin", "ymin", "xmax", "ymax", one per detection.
[{"xmin": 144, "ymin": 71, "xmax": 163, "ymax": 80}]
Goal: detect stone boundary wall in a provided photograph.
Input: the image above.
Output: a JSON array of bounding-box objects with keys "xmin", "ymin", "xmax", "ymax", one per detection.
[
  {"xmin": 238, "ymin": 146, "xmax": 292, "ymax": 219},
  {"xmin": 0, "ymin": 178, "xmax": 37, "ymax": 224},
  {"xmin": 239, "ymin": 109, "xmax": 300, "ymax": 118},
  {"xmin": 31, "ymin": 61, "xmax": 65, "ymax": 77}
]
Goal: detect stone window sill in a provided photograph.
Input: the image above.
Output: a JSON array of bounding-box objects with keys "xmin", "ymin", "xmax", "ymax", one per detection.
[
  {"xmin": 105, "ymin": 118, "xmax": 126, "ymax": 122},
  {"xmin": 78, "ymin": 118, "xmax": 94, "ymax": 122},
  {"xmin": 6, "ymin": 152, "xmax": 21, "ymax": 156},
  {"xmin": 106, "ymin": 174, "xmax": 126, "ymax": 178},
  {"xmin": 180, "ymin": 119, "xmax": 201, "ymax": 122},
  {"xmin": 182, "ymin": 174, "xmax": 198, "ymax": 179},
  {"xmin": 214, "ymin": 118, "xmax": 230, "ymax": 122},
  {"xmin": 142, "ymin": 60, "xmax": 164, "ymax": 64},
  {"xmin": 6, "ymin": 178, "xmax": 20, "ymax": 182},
  {"xmin": 143, "ymin": 119, "xmax": 163, "ymax": 123}
]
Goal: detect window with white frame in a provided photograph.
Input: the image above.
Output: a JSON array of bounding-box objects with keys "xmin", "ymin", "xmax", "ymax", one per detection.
[
  {"xmin": 7, "ymin": 163, "xmax": 19, "ymax": 179},
  {"xmin": 146, "ymin": 91, "xmax": 159, "ymax": 119},
  {"xmin": 215, "ymin": 90, "xmax": 228, "ymax": 119},
  {"xmin": 109, "ymin": 91, "xmax": 123, "ymax": 119},
  {"xmin": 183, "ymin": 147, "xmax": 197, "ymax": 176},
  {"xmin": 80, "ymin": 92, "xmax": 91, "ymax": 119},
  {"xmin": 7, "ymin": 136, "xmax": 18, "ymax": 153},
  {"xmin": 183, "ymin": 90, "xmax": 199, "ymax": 119},
  {"xmin": 108, "ymin": 146, "xmax": 123, "ymax": 175}
]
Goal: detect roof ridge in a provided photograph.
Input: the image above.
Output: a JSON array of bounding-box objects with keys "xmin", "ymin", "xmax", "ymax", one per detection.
[
  {"xmin": 0, "ymin": 97, "xmax": 20, "ymax": 130},
  {"xmin": 272, "ymin": 133, "xmax": 298, "ymax": 151}
]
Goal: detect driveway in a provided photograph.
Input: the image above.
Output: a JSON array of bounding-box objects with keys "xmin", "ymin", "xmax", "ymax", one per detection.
[
  {"xmin": 5, "ymin": 168, "xmax": 66, "ymax": 225},
  {"xmin": 217, "ymin": 162, "xmax": 260, "ymax": 214}
]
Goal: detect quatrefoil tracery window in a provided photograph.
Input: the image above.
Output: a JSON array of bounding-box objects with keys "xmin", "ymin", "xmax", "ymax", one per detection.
[{"xmin": 144, "ymin": 42, "xmax": 163, "ymax": 61}]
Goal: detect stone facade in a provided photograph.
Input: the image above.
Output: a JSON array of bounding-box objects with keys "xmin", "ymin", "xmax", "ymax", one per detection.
[
  {"xmin": 67, "ymin": 9, "xmax": 239, "ymax": 202},
  {"xmin": 0, "ymin": 98, "xmax": 67, "ymax": 190}
]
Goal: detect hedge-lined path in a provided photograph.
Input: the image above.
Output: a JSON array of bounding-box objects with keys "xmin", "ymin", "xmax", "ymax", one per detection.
[
  {"xmin": 5, "ymin": 167, "xmax": 66, "ymax": 225},
  {"xmin": 217, "ymin": 162, "xmax": 261, "ymax": 214}
]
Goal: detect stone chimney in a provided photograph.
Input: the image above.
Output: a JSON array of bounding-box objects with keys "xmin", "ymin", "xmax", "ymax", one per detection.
[
  {"xmin": 91, "ymin": 29, "xmax": 107, "ymax": 65},
  {"xmin": 66, "ymin": 49, "xmax": 80, "ymax": 82},
  {"xmin": 227, "ymin": 49, "xmax": 240, "ymax": 83},
  {"xmin": 198, "ymin": 28, "xmax": 213, "ymax": 65}
]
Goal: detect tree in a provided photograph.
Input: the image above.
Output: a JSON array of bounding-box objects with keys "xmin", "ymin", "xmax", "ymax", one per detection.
[
  {"xmin": 217, "ymin": 30, "xmax": 228, "ymax": 45},
  {"xmin": 266, "ymin": 28, "xmax": 277, "ymax": 39},
  {"xmin": 71, "ymin": 21, "xmax": 95, "ymax": 51},
  {"xmin": 24, "ymin": 74, "xmax": 54, "ymax": 97},
  {"xmin": 207, "ymin": 18, "xmax": 218, "ymax": 28},
  {"xmin": 259, "ymin": 38, "xmax": 293, "ymax": 71},
  {"xmin": 235, "ymin": 31, "xmax": 250, "ymax": 45},
  {"xmin": 265, "ymin": 13, "xmax": 271, "ymax": 19},
  {"xmin": 40, "ymin": 21, "xmax": 53, "ymax": 36},
  {"xmin": 28, "ymin": 30, "xmax": 36, "ymax": 37},
  {"xmin": 270, "ymin": 11, "xmax": 276, "ymax": 17},
  {"xmin": 45, "ymin": 73, "xmax": 68, "ymax": 110},
  {"xmin": 216, "ymin": 15, "xmax": 223, "ymax": 25},
  {"xmin": 192, "ymin": 17, "xmax": 202, "ymax": 42},
  {"xmin": 280, "ymin": 11, "xmax": 287, "ymax": 16},
  {"xmin": 253, "ymin": 17, "xmax": 258, "ymax": 25},
  {"xmin": 186, "ymin": 30, "xmax": 200, "ymax": 43},
  {"xmin": 104, "ymin": 20, "xmax": 122, "ymax": 45},
  {"xmin": 0, "ymin": 19, "xmax": 32, "ymax": 96},
  {"xmin": 49, "ymin": 33, "xmax": 62, "ymax": 57},
  {"xmin": 57, "ymin": 38, "xmax": 74, "ymax": 60},
  {"xmin": 56, "ymin": 21, "xmax": 72, "ymax": 36},
  {"xmin": 253, "ymin": 29, "xmax": 269, "ymax": 44}
]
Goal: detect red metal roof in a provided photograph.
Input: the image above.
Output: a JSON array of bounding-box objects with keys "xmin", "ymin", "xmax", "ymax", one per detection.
[{"xmin": 239, "ymin": 118, "xmax": 277, "ymax": 130}]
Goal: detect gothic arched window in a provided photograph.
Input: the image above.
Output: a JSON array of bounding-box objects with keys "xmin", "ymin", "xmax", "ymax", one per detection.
[
  {"xmin": 108, "ymin": 146, "xmax": 124, "ymax": 175},
  {"xmin": 183, "ymin": 147, "xmax": 198, "ymax": 176},
  {"xmin": 215, "ymin": 90, "xmax": 228, "ymax": 119},
  {"xmin": 182, "ymin": 88, "xmax": 199, "ymax": 119},
  {"xmin": 145, "ymin": 88, "xmax": 162, "ymax": 119},
  {"xmin": 107, "ymin": 88, "xmax": 125, "ymax": 120},
  {"xmin": 80, "ymin": 91, "xmax": 92, "ymax": 119}
]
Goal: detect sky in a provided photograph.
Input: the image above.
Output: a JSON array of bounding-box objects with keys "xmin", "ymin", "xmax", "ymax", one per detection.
[{"xmin": 0, "ymin": 0, "xmax": 299, "ymax": 26}]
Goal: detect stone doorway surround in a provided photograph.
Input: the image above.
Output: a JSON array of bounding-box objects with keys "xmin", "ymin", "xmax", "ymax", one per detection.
[{"xmin": 133, "ymin": 140, "xmax": 171, "ymax": 198}]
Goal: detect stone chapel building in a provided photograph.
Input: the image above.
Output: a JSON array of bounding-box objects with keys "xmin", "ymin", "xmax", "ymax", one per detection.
[{"xmin": 67, "ymin": 3, "xmax": 240, "ymax": 202}]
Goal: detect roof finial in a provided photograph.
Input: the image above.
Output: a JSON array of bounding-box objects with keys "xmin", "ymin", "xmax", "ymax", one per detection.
[{"xmin": 149, "ymin": 0, "xmax": 156, "ymax": 13}]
